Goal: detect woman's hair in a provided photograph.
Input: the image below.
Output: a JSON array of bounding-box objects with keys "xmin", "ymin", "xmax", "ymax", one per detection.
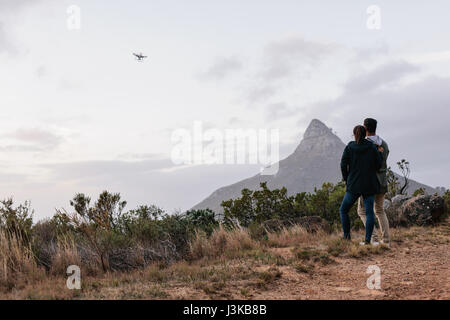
[{"xmin": 353, "ymin": 125, "xmax": 366, "ymax": 144}]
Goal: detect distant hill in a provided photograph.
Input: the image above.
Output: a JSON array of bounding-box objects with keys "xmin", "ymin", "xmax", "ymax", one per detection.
[{"xmin": 192, "ymin": 119, "xmax": 437, "ymax": 215}]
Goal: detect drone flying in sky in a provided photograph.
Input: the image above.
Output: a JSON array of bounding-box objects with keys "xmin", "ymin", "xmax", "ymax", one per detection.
[{"xmin": 133, "ymin": 52, "xmax": 148, "ymax": 61}]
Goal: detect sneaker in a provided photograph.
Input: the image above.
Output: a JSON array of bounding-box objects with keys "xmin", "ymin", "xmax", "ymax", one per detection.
[
  {"xmin": 371, "ymin": 240, "xmax": 380, "ymax": 246},
  {"xmin": 359, "ymin": 240, "xmax": 370, "ymax": 245}
]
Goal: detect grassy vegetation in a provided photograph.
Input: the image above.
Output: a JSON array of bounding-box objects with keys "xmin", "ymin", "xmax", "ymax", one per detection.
[
  {"xmin": 0, "ymin": 184, "xmax": 448, "ymax": 299},
  {"xmin": 0, "ymin": 219, "xmax": 449, "ymax": 299}
]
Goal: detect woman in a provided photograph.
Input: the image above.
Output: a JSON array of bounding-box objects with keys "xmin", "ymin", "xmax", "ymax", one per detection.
[{"xmin": 340, "ymin": 125, "xmax": 382, "ymax": 244}]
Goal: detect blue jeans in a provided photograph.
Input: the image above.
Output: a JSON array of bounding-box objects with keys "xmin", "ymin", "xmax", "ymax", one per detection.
[{"xmin": 339, "ymin": 192, "xmax": 375, "ymax": 242}]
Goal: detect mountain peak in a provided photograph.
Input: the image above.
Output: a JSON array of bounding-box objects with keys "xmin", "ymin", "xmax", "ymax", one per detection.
[
  {"xmin": 303, "ymin": 119, "xmax": 333, "ymax": 139},
  {"xmin": 192, "ymin": 118, "xmax": 437, "ymax": 214}
]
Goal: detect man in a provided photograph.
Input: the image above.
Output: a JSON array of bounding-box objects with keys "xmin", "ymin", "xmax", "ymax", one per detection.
[{"xmin": 357, "ymin": 118, "xmax": 391, "ymax": 246}]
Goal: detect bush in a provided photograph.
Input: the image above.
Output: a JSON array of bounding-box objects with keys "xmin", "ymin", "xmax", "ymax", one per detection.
[
  {"xmin": 31, "ymin": 219, "xmax": 59, "ymax": 271},
  {"xmin": 184, "ymin": 209, "xmax": 219, "ymax": 236},
  {"xmin": 444, "ymin": 190, "xmax": 450, "ymax": 215},
  {"xmin": 222, "ymin": 181, "xmax": 360, "ymax": 229},
  {"xmin": 413, "ymin": 188, "xmax": 426, "ymax": 197},
  {"xmin": 0, "ymin": 199, "xmax": 33, "ymax": 245},
  {"xmin": 44, "ymin": 193, "xmax": 220, "ymax": 272}
]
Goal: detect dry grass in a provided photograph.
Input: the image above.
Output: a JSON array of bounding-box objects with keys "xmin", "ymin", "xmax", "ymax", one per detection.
[
  {"xmin": 0, "ymin": 230, "xmax": 44, "ymax": 291},
  {"xmin": 1, "ymin": 220, "xmax": 448, "ymax": 299},
  {"xmin": 255, "ymin": 267, "xmax": 282, "ymax": 289},
  {"xmin": 267, "ymin": 225, "xmax": 314, "ymax": 247},
  {"xmin": 325, "ymin": 237, "xmax": 352, "ymax": 257},
  {"xmin": 323, "ymin": 236, "xmax": 390, "ymax": 258},
  {"xmin": 50, "ymin": 237, "xmax": 82, "ymax": 276},
  {"xmin": 189, "ymin": 225, "xmax": 259, "ymax": 260}
]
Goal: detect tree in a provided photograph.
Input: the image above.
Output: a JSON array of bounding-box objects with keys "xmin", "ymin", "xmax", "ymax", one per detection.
[
  {"xmin": 386, "ymin": 159, "xmax": 413, "ymax": 199},
  {"xmin": 386, "ymin": 166, "xmax": 400, "ymax": 200},
  {"xmin": 65, "ymin": 191, "xmax": 127, "ymax": 271},
  {"xmin": 222, "ymin": 188, "xmax": 255, "ymax": 228},
  {"xmin": 397, "ymin": 159, "xmax": 410, "ymax": 195}
]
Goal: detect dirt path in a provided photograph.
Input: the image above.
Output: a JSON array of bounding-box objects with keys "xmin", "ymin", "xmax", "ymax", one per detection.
[
  {"xmin": 250, "ymin": 228, "xmax": 449, "ymax": 300},
  {"xmin": 165, "ymin": 224, "xmax": 449, "ymax": 300},
  {"xmin": 254, "ymin": 243, "xmax": 449, "ymax": 300}
]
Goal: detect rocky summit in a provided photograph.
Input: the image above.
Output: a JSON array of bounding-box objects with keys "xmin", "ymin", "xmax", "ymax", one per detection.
[{"xmin": 192, "ymin": 119, "xmax": 437, "ymax": 215}]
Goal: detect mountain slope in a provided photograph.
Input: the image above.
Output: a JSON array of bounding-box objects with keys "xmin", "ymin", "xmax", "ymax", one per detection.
[{"xmin": 192, "ymin": 119, "xmax": 436, "ymax": 214}]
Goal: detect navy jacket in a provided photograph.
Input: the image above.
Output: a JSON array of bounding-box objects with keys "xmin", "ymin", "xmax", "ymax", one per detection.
[{"xmin": 340, "ymin": 139, "xmax": 383, "ymax": 196}]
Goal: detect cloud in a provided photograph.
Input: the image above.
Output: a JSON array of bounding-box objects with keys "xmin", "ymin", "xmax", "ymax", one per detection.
[
  {"xmin": 0, "ymin": 22, "xmax": 16, "ymax": 55},
  {"xmin": 1, "ymin": 128, "xmax": 64, "ymax": 152},
  {"xmin": 35, "ymin": 65, "xmax": 47, "ymax": 78},
  {"xmin": 200, "ymin": 56, "xmax": 243, "ymax": 80},
  {"xmin": 265, "ymin": 102, "xmax": 297, "ymax": 121},
  {"xmin": 0, "ymin": 0, "xmax": 50, "ymax": 55},
  {"xmin": 0, "ymin": 0, "xmax": 37, "ymax": 11},
  {"xmin": 260, "ymin": 36, "xmax": 337, "ymax": 81},
  {"xmin": 241, "ymin": 36, "xmax": 338, "ymax": 105},
  {"xmin": 116, "ymin": 153, "xmax": 167, "ymax": 161},
  {"xmin": 344, "ymin": 60, "xmax": 420, "ymax": 93},
  {"xmin": 42, "ymin": 158, "xmax": 176, "ymax": 182},
  {"xmin": 300, "ymin": 60, "xmax": 450, "ymax": 187},
  {"xmin": 245, "ymin": 85, "xmax": 277, "ymax": 104},
  {"xmin": 352, "ymin": 42, "xmax": 390, "ymax": 62}
]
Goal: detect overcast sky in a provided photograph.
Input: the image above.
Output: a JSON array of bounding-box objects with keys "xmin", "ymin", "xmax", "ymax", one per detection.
[{"xmin": 1, "ymin": 0, "xmax": 449, "ymax": 220}]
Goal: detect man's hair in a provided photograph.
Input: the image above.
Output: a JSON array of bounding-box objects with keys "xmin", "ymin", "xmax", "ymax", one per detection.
[
  {"xmin": 353, "ymin": 125, "xmax": 366, "ymax": 144},
  {"xmin": 364, "ymin": 118, "xmax": 377, "ymax": 133}
]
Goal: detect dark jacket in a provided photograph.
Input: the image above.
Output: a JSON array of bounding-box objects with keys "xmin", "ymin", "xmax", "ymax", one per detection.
[{"xmin": 340, "ymin": 139, "xmax": 383, "ymax": 196}]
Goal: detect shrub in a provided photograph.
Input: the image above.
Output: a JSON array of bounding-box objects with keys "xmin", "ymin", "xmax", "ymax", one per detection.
[
  {"xmin": 31, "ymin": 219, "xmax": 58, "ymax": 270},
  {"xmin": 222, "ymin": 181, "xmax": 359, "ymax": 229},
  {"xmin": 0, "ymin": 199, "xmax": 33, "ymax": 245},
  {"xmin": 184, "ymin": 209, "xmax": 219, "ymax": 236},
  {"xmin": 413, "ymin": 188, "xmax": 426, "ymax": 197},
  {"xmin": 118, "ymin": 207, "xmax": 218, "ymax": 258},
  {"xmin": 443, "ymin": 190, "xmax": 450, "ymax": 216}
]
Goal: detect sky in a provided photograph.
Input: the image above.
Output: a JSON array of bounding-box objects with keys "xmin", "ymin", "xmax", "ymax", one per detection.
[{"xmin": 1, "ymin": 0, "xmax": 449, "ymax": 220}]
